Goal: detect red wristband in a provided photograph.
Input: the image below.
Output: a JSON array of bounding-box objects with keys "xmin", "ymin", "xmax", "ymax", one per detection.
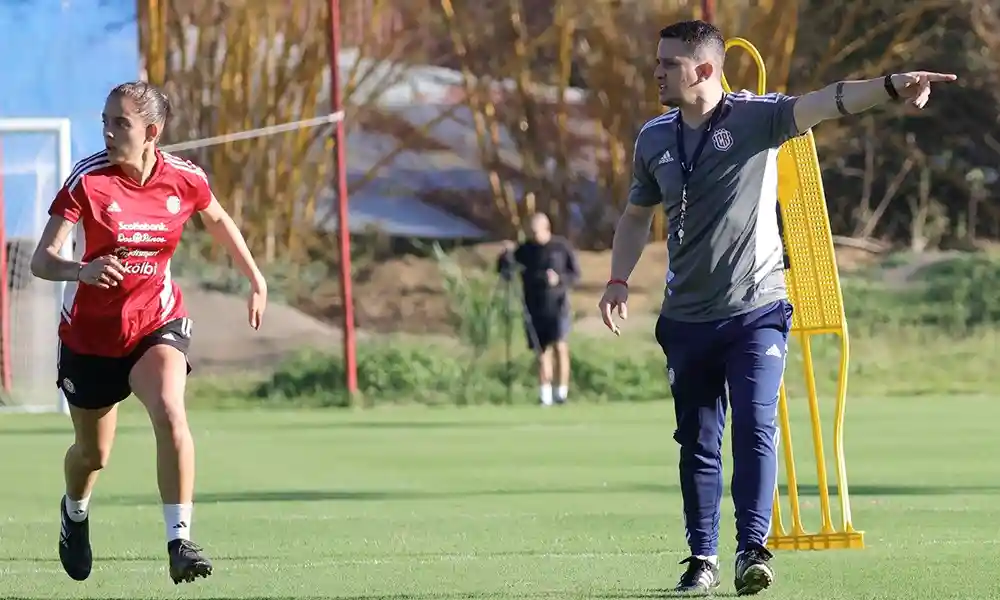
[{"xmin": 607, "ymin": 278, "xmax": 628, "ymax": 288}]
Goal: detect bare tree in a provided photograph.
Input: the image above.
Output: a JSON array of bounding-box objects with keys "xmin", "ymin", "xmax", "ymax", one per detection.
[{"xmin": 138, "ymin": 0, "xmax": 432, "ymax": 267}]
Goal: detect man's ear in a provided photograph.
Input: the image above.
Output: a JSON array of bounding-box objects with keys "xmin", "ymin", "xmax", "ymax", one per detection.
[
  {"xmin": 146, "ymin": 122, "xmax": 160, "ymax": 143},
  {"xmin": 695, "ymin": 61, "xmax": 715, "ymax": 82}
]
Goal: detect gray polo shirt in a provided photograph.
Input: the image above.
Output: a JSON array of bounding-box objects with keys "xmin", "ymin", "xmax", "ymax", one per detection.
[{"xmin": 628, "ymin": 91, "xmax": 803, "ymax": 322}]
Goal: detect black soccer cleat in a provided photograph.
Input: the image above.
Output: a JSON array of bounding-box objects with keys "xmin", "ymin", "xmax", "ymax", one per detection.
[
  {"xmin": 168, "ymin": 539, "xmax": 213, "ymax": 584},
  {"xmin": 734, "ymin": 545, "xmax": 775, "ymax": 595},
  {"xmin": 674, "ymin": 556, "xmax": 721, "ymax": 595},
  {"xmin": 58, "ymin": 495, "xmax": 93, "ymax": 581}
]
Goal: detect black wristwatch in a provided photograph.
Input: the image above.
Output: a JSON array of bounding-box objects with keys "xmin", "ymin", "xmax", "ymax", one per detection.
[{"xmin": 884, "ymin": 74, "xmax": 901, "ymax": 101}]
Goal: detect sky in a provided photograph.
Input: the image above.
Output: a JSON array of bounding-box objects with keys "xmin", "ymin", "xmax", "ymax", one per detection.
[{"xmin": 0, "ymin": 0, "xmax": 138, "ymax": 239}]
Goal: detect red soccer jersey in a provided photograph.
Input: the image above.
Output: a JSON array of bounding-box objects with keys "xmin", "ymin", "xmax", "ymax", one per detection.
[{"xmin": 48, "ymin": 149, "xmax": 213, "ymax": 357}]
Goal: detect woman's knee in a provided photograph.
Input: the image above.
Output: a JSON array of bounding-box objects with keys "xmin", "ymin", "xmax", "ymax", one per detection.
[
  {"xmin": 73, "ymin": 441, "xmax": 112, "ymax": 471},
  {"xmin": 143, "ymin": 392, "xmax": 190, "ymax": 436},
  {"xmin": 69, "ymin": 405, "xmax": 117, "ymax": 471},
  {"xmin": 129, "ymin": 345, "xmax": 190, "ymax": 434}
]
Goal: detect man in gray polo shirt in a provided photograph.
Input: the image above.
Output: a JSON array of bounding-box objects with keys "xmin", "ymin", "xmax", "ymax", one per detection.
[{"xmin": 597, "ymin": 19, "xmax": 955, "ymax": 596}]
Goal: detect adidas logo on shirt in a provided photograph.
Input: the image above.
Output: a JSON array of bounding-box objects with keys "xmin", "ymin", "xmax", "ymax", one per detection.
[
  {"xmin": 107, "ymin": 201, "xmax": 122, "ymax": 213},
  {"xmin": 658, "ymin": 150, "xmax": 673, "ymax": 165}
]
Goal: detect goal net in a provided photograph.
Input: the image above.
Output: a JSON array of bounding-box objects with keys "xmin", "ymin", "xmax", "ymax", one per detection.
[{"xmin": 0, "ymin": 118, "xmax": 73, "ymax": 413}]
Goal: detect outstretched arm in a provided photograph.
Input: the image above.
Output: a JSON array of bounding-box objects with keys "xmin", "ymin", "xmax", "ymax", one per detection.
[{"xmin": 792, "ymin": 72, "xmax": 958, "ymax": 133}]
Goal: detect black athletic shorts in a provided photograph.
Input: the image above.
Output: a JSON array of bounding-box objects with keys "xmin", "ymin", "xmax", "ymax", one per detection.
[
  {"xmin": 57, "ymin": 317, "xmax": 194, "ymax": 411},
  {"xmin": 525, "ymin": 309, "xmax": 571, "ymax": 352}
]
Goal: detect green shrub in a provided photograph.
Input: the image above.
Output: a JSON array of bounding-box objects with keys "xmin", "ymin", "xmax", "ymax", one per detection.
[
  {"xmin": 250, "ymin": 335, "xmax": 669, "ymax": 408},
  {"xmin": 915, "ymin": 255, "xmax": 1000, "ymax": 331},
  {"xmin": 430, "ymin": 243, "xmax": 521, "ymax": 352},
  {"xmin": 841, "ymin": 254, "xmax": 1000, "ymax": 334},
  {"xmin": 191, "ymin": 252, "xmax": 1000, "ymax": 409}
]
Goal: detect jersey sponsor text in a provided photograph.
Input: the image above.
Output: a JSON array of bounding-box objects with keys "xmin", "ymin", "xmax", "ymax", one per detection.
[
  {"xmin": 122, "ymin": 262, "xmax": 158, "ymax": 276},
  {"xmin": 119, "ymin": 222, "xmax": 169, "ymax": 231},
  {"xmin": 117, "ymin": 232, "xmax": 167, "ymax": 244},
  {"xmin": 48, "ymin": 149, "xmax": 215, "ymax": 357},
  {"xmin": 121, "ymin": 249, "xmax": 161, "ymax": 258}
]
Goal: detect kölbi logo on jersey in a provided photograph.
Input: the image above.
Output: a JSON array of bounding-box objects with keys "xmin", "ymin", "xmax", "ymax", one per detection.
[{"xmin": 123, "ymin": 262, "xmax": 158, "ymax": 276}]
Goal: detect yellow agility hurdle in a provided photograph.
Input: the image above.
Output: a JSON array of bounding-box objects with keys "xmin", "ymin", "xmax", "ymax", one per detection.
[{"xmin": 722, "ymin": 38, "xmax": 864, "ymax": 551}]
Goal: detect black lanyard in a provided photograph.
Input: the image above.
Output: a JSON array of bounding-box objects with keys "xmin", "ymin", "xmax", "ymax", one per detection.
[{"xmin": 673, "ymin": 99, "xmax": 726, "ymax": 245}]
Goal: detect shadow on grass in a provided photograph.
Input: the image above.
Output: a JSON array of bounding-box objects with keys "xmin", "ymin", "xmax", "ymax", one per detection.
[
  {"xmin": 0, "ymin": 424, "xmax": 147, "ymax": 436},
  {"xmin": 101, "ymin": 483, "xmax": 678, "ymax": 506},
  {"xmin": 5, "ymin": 553, "xmax": 272, "ymax": 563},
  {"xmin": 629, "ymin": 482, "xmax": 1000, "ymax": 497},
  {"xmin": 106, "ymin": 481, "xmax": 1000, "ymax": 507},
  {"xmin": 326, "ymin": 594, "xmax": 740, "ymax": 600},
  {"xmin": 0, "ymin": 594, "xmax": 737, "ymax": 600},
  {"xmin": 3, "ymin": 598, "xmax": 339, "ymax": 600},
  {"xmin": 101, "ymin": 479, "xmax": 1000, "ymax": 507},
  {"xmin": 265, "ymin": 420, "xmax": 524, "ymax": 431},
  {"xmin": 592, "ymin": 592, "xmax": 738, "ymax": 599},
  {"xmin": 786, "ymin": 483, "xmax": 1000, "ymax": 497}
]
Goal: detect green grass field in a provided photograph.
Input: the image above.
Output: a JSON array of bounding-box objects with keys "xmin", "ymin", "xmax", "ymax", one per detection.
[{"xmin": 1, "ymin": 396, "xmax": 996, "ymax": 599}]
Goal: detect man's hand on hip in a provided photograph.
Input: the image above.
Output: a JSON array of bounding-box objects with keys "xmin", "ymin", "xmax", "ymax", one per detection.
[{"xmin": 546, "ymin": 269, "xmax": 560, "ymax": 287}]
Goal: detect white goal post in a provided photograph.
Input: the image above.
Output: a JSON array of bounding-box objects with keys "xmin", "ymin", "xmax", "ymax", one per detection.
[{"xmin": 0, "ymin": 118, "xmax": 73, "ymax": 414}]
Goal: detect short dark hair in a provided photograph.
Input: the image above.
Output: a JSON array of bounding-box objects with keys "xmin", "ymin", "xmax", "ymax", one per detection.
[{"xmin": 659, "ymin": 20, "xmax": 725, "ymax": 61}]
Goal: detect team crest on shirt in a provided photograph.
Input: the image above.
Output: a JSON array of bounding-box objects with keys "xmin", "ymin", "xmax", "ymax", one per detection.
[
  {"xmin": 712, "ymin": 128, "xmax": 734, "ymax": 151},
  {"xmin": 166, "ymin": 195, "xmax": 181, "ymax": 215}
]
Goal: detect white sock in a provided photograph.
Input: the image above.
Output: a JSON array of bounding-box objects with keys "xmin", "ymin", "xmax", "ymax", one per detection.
[
  {"xmin": 557, "ymin": 385, "xmax": 569, "ymax": 400},
  {"xmin": 540, "ymin": 384, "xmax": 553, "ymax": 405},
  {"xmin": 695, "ymin": 554, "xmax": 719, "ymax": 565},
  {"xmin": 65, "ymin": 495, "xmax": 90, "ymax": 523},
  {"xmin": 164, "ymin": 504, "xmax": 193, "ymax": 542}
]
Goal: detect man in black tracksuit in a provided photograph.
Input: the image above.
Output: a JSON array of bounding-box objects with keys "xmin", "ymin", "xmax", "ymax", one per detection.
[{"xmin": 497, "ymin": 213, "xmax": 581, "ymax": 405}]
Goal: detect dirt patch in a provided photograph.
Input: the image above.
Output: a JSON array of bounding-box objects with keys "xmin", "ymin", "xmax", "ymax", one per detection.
[
  {"xmin": 182, "ymin": 284, "xmax": 345, "ymax": 375},
  {"xmin": 291, "ymin": 241, "xmax": 674, "ymax": 335},
  {"xmin": 294, "ymin": 241, "xmax": 886, "ymax": 334},
  {"xmin": 834, "ymin": 246, "xmax": 883, "ymax": 272},
  {"xmin": 879, "ymin": 251, "xmax": 962, "ymax": 289}
]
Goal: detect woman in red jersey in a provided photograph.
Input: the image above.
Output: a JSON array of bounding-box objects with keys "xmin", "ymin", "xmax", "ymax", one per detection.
[{"xmin": 30, "ymin": 81, "xmax": 267, "ymax": 585}]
